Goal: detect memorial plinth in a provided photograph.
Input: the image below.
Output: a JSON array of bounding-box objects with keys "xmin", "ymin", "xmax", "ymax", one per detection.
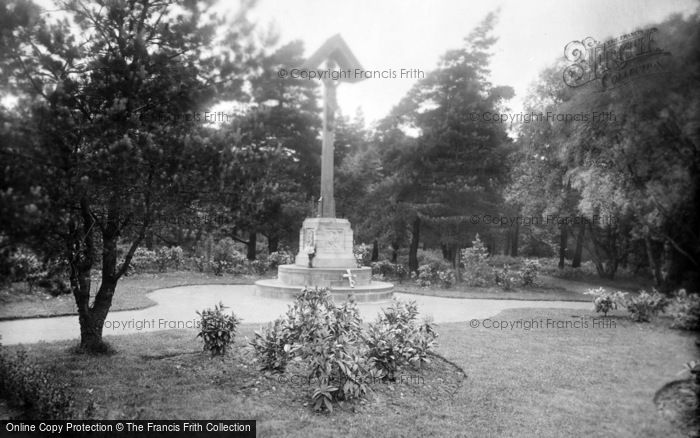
[
  {"xmin": 254, "ymin": 34, "xmax": 393, "ymax": 303},
  {"xmin": 255, "ymin": 217, "xmax": 394, "ymax": 302}
]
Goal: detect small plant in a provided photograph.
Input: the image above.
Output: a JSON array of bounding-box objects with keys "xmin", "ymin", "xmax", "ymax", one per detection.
[
  {"xmin": 196, "ymin": 302, "xmax": 241, "ymax": 356},
  {"xmin": 519, "ymin": 259, "xmax": 540, "ymax": 286},
  {"xmin": 268, "ymin": 250, "xmax": 294, "ymax": 269},
  {"xmin": 461, "ymin": 234, "xmax": 494, "ymax": 287},
  {"xmin": 155, "ymin": 246, "xmax": 184, "ymax": 272},
  {"xmin": 626, "ymin": 289, "xmax": 669, "ymax": 322},
  {"xmin": 584, "ymin": 287, "xmax": 627, "ymax": 317},
  {"xmin": 250, "ymin": 318, "xmax": 290, "ymax": 372},
  {"xmin": 371, "ymin": 260, "xmax": 409, "ymax": 283},
  {"xmin": 0, "ymin": 346, "xmax": 94, "ymax": 419},
  {"xmin": 365, "ymin": 300, "xmax": 438, "ymax": 380},
  {"xmin": 437, "ymin": 269, "xmax": 455, "ymax": 289},
  {"xmin": 495, "ymin": 265, "xmax": 516, "ymax": 291},
  {"xmin": 670, "ymin": 289, "xmax": 700, "ymax": 331},
  {"xmin": 353, "ymin": 243, "xmax": 373, "ymax": 267}
]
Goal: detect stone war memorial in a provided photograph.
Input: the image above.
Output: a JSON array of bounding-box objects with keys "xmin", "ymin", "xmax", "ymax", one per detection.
[{"xmin": 255, "ymin": 35, "xmax": 394, "ymax": 302}]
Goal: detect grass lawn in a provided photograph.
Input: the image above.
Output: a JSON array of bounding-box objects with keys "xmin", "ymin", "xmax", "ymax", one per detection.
[
  {"xmin": 0, "ymin": 272, "xmax": 263, "ymax": 320},
  {"xmin": 4, "ymin": 307, "xmax": 696, "ymax": 437}
]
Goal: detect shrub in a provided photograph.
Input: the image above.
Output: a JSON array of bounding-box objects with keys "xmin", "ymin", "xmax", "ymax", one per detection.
[
  {"xmin": 0, "ymin": 346, "xmax": 95, "ymax": 419},
  {"xmin": 268, "ymin": 250, "xmax": 294, "ymax": 269},
  {"xmin": 196, "ymin": 302, "xmax": 241, "ymax": 356},
  {"xmin": 364, "ymin": 300, "xmax": 438, "ymax": 380},
  {"xmin": 127, "ymin": 247, "xmax": 158, "ymax": 274},
  {"xmin": 670, "ymin": 289, "xmax": 700, "ymax": 331},
  {"xmin": 212, "ymin": 238, "xmax": 247, "ymax": 272},
  {"xmin": 155, "ymin": 246, "xmax": 184, "ymax": 272},
  {"xmin": 414, "ymin": 261, "xmax": 455, "ymax": 288},
  {"xmin": 519, "ymin": 259, "xmax": 540, "ymax": 286},
  {"xmin": 353, "ymin": 243, "xmax": 373, "ymax": 267},
  {"xmin": 251, "ymin": 288, "xmax": 369, "ymax": 412},
  {"xmin": 626, "ymin": 290, "xmax": 669, "ymax": 322},
  {"xmin": 371, "ymin": 260, "xmax": 409, "ymax": 283},
  {"xmin": 246, "ymin": 259, "xmax": 270, "ymax": 275},
  {"xmin": 487, "ymin": 254, "xmax": 521, "ymax": 269},
  {"xmin": 249, "ymin": 318, "xmax": 290, "ymax": 373},
  {"xmin": 7, "ymin": 248, "xmax": 42, "ymax": 282},
  {"xmin": 461, "ymin": 234, "xmax": 494, "ymax": 287},
  {"xmin": 417, "ymin": 249, "xmax": 448, "ymax": 267},
  {"xmin": 584, "ymin": 287, "xmax": 627, "ymax": 316},
  {"xmin": 495, "ymin": 265, "xmax": 517, "ymax": 291}
]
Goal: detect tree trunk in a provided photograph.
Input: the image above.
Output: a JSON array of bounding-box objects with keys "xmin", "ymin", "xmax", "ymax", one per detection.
[
  {"xmin": 268, "ymin": 235, "xmax": 279, "ymax": 253},
  {"xmin": 558, "ymin": 225, "xmax": 568, "ymax": 269},
  {"xmin": 247, "ymin": 230, "xmax": 257, "ymax": 260},
  {"xmin": 455, "ymin": 246, "xmax": 462, "ymax": 283},
  {"xmin": 441, "ymin": 243, "xmax": 449, "ymax": 260},
  {"xmin": 572, "ymin": 224, "xmax": 584, "ymax": 268},
  {"xmin": 408, "ymin": 217, "xmax": 420, "ymax": 272},
  {"xmin": 511, "ymin": 220, "xmax": 519, "ymax": 257},
  {"xmin": 645, "ymin": 235, "xmax": 662, "ymax": 286},
  {"xmin": 391, "ymin": 245, "xmax": 398, "ymax": 263},
  {"xmin": 371, "ymin": 240, "xmax": 379, "ymax": 262}
]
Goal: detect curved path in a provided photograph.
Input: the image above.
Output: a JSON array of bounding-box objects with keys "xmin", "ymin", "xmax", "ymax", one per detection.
[{"xmin": 0, "ymin": 285, "xmax": 593, "ymax": 345}]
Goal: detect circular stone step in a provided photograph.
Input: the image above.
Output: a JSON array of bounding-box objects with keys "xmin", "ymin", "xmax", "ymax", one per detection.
[{"xmin": 254, "ymin": 278, "xmax": 394, "ymax": 303}]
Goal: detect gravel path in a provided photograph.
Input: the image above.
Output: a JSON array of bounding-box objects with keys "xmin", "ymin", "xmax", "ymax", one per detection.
[{"xmin": 0, "ymin": 285, "xmax": 593, "ymax": 345}]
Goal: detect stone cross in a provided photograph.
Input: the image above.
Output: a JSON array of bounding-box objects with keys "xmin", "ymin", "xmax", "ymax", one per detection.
[
  {"xmin": 303, "ymin": 35, "xmax": 364, "ymax": 218},
  {"xmin": 343, "ymin": 269, "xmax": 357, "ymax": 288}
]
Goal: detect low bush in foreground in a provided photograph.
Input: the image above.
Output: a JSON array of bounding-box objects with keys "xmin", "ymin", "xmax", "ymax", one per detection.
[
  {"xmin": 669, "ymin": 289, "xmax": 700, "ymax": 331},
  {"xmin": 626, "ymin": 290, "xmax": 669, "ymax": 322},
  {"xmin": 0, "ymin": 344, "xmax": 95, "ymax": 419},
  {"xmin": 196, "ymin": 302, "xmax": 241, "ymax": 356},
  {"xmin": 250, "ymin": 288, "xmax": 438, "ymax": 412}
]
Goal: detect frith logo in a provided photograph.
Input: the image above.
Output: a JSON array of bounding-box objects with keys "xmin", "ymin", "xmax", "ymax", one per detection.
[{"xmin": 563, "ymin": 28, "xmax": 671, "ymax": 90}]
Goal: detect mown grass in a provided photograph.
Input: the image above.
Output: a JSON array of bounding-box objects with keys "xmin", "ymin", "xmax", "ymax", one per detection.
[{"xmin": 3, "ymin": 307, "xmax": 696, "ymax": 437}]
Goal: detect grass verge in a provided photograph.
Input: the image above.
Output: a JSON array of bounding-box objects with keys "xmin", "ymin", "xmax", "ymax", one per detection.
[{"xmin": 2, "ymin": 307, "xmax": 696, "ymax": 437}]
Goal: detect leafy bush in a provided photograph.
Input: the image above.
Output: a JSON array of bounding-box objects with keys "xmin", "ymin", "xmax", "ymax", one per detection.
[
  {"xmin": 353, "ymin": 243, "xmax": 373, "ymax": 267},
  {"xmin": 461, "ymin": 234, "xmax": 494, "ymax": 287},
  {"xmin": 495, "ymin": 265, "xmax": 517, "ymax": 291},
  {"xmin": 371, "ymin": 260, "xmax": 409, "ymax": 283},
  {"xmin": 268, "ymin": 250, "xmax": 295, "ymax": 269},
  {"xmin": 246, "ymin": 259, "xmax": 270, "ymax": 275},
  {"xmin": 417, "ymin": 249, "xmax": 449, "ymax": 267},
  {"xmin": 626, "ymin": 290, "xmax": 669, "ymax": 322},
  {"xmin": 249, "ymin": 318, "xmax": 290, "ymax": 373},
  {"xmin": 7, "ymin": 248, "xmax": 42, "ymax": 282},
  {"xmin": 252, "ymin": 289, "xmax": 439, "ymax": 412},
  {"xmin": 196, "ymin": 302, "xmax": 241, "ymax": 356},
  {"xmin": 670, "ymin": 289, "xmax": 700, "ymax": 331},
  {"xmin": 584, "ymin": 287, "xmax": 627, "ymax": 316},
  {"xmin": 212, "ymin": 238, "xmax": 247, "ymax": 272},
  {"xmin": 0, "ymin": 346, "xmax": 95, "ymax": 419},
  {"xmin": 251, "ymin": 288, "xmax": 370, "ymax": 412},
  {"xmin": 127, "ymin": 247, "xmax": 158, "ymax": 274},
  {"xmin": 155, "ymin": 246, "xmax": 184, "ymax": 272},
  {"xmin": 487, "ymin": 254, "xmax": 521, "ymax": 269},
  {"xmin": 364, "ymin": 300, "xmax": 438, "ymax": 380},
  {"xmin": 414, "ymin": 264, "xmax": 454, "ymax": 288},
  {"xmin": 519, "ymin": 259, "xmax": 540, "ymax": 286}
]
